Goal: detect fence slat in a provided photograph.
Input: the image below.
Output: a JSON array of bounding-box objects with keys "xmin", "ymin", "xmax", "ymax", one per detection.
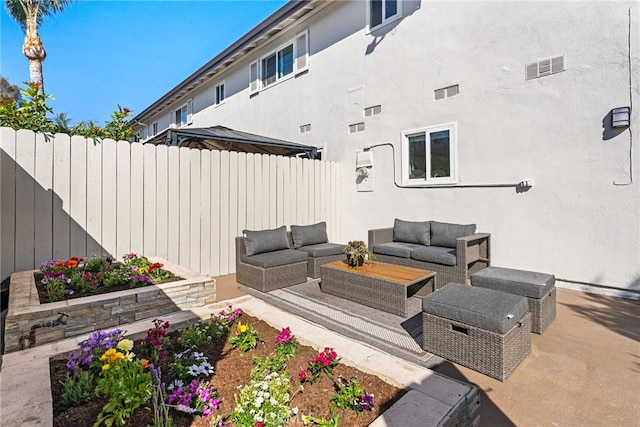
[
  {"xmin": 101, "ymin": 139, "xmax": 117, "ymax": 257},
  {"xmin": 52, "ymin": 132, "xmax": 71, "ymax": 261},
  {"xmin": 219, "ymin": 151, "xmax": 230, "ymax": 275},
  {"xmin": 229, "ymin": 152, "xmax": 239, "ymax": 268},
  {"xmin": 70, "ymin": 135, "xmax": 88, "ymax": 258},
  {"xmin": 210, "ymin": 150, "xmax": 221, "ymax": 275},
  {"xmin": 155, "ymin": 145, "xmax": 168, "ymax": 259},
  {"xmin": 34, "ymin": 132, "xmax": 53, "ymax": 266},
  {"xmin": 189, "ymin": 149, "xmax": 201, "ymax": 272},
  {"xmin": 179, "ymin": 148, "xmax": 190, "ymax": 267},
  {"xmin": 200, "ymin": 150, "xmax": 211, "ymax": 275},
  {"xmin": 167, "ymin": 146, "xmax": 180, "ymax": 264},
  {"xmin": 130, "ymin": 143, "xmax": 144, "ymax": 255},
  {"xmin": 246, "ymin": 154, "xmax": 256, "ymax": 232},
  {"xmin": 0, "ymin": 128, "xmax": 17, "ymax": 280},
  {"xmin": 143, "ymin": 144, "xmax": 157, "ymax": 257},
  {"xmin": 86, "ymin": 138, "xmax": 103, "ymax": 257}
]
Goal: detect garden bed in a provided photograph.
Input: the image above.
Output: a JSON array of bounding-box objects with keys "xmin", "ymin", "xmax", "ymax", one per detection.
[
  {"xmin": 4, "ymin": 258, "xmax": 216, "ymax": 353},
  {"xmin": 50, "ymin": 311, "xmax": 406, "ymax": 426}
]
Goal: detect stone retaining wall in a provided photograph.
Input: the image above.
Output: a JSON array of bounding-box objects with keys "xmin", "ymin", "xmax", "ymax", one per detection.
[{"xmin": 3, "ymin": 259, "xmax": 216, "ymax": 353}]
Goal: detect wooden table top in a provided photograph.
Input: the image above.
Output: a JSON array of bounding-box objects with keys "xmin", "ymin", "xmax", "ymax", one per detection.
[{"xmin": 322, "ymin": 260, "xmax": 434, "ymax": 284}]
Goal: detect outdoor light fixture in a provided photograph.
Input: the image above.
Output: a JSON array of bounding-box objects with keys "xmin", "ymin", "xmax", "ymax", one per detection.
[{"xmin": 611, "ymin": 107, "xmax": 631, "ymax": 128}]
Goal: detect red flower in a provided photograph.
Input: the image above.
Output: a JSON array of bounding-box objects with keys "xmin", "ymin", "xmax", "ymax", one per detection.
[
  {"xmin": 299, "ymin": 367, "xmax": 307, "ymax": 382},
  {"xmin": 254, "ymin": 422, "xmax": 264, "ymax": 427}
]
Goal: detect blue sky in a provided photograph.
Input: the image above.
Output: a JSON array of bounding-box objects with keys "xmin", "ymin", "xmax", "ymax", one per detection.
[{"xmin": 0, "ymin": 0, "xmax": 288, "ymax": 126}]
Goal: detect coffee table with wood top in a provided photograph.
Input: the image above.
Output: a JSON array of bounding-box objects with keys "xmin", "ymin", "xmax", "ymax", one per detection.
[{"xmin": 319, "ymin": 260, "xmax": 437, "ymax": 317}]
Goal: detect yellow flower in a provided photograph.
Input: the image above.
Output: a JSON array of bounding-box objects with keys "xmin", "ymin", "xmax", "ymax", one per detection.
[
  {"xmin": 100, "ymin": 348, "xmax": 117, "ymax": 361},
  {"xmin": 102, "ymin": 364, "xmax": 110, "ymax": 371},
  {"xmin": 117, "ymin": 339, "xmax": 134, "ymax": 352},
  {"xmin": 238, "ymin": 323, "xmax": 248, "ymax": 334},
  {"xmin": 123, "ymin": 352, "xmax": 135, "ymax": 362}
]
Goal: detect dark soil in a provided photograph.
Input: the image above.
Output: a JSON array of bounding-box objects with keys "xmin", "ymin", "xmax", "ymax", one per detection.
[
  {"xmin": 34, "ymin": 272, "xmax": 183, "ymax": 304},
  {"xmin": 50, "ymin": 313, "xmax": 407, "ymax": 426}
]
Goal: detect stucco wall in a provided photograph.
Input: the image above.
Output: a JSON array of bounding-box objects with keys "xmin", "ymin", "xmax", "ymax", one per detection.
[{"xmin": 142, "ymin": 1, "xmax": 640, "ymax": 290}]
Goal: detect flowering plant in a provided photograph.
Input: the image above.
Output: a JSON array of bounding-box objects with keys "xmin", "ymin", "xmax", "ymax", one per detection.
[
  {"xmin": 274, "ymin": 327, "xmax": 299, "ymax": 360},
  {"xmin": 138, "ymin": 318, "xmax": 171, "ymax": 363},
  {"xmin": 94, "ymin": 340, "xmax": 152, "ymax": 426},
  {"xmin": 229, "ymin": 321, "xmax": 259, "ymax": 352},
  {"xmin": 330, "ymin": 375, "xmax": 375, "ymax": 413},
  {"xmin": 167, "ymin": 379, "xmax": 220, "ymax": 419},
  {"xmin": 230, "ymin": 371, "xmax": 294, "ymax": 427},
  {"xmin": 170, "ymin": 349, "xmax": 215, "ymax": 382},
  {"xmin": 66, "ymin": 329, "xmax": 126, "ymax": 374},
  {"xmin": 300, "ymin": 347, "xmax": 340, "ymax": 383}
]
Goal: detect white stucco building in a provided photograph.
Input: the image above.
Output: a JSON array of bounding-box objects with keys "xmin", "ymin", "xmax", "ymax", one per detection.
[{"xmin": 133, "ymin": 0, "xmax": 639, "ymax": 292}]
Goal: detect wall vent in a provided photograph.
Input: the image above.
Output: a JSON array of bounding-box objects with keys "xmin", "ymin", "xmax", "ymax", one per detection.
[
  {"xmin": 435, "ymin": 84, "xmax": 459, "ymax": 100},
  {"xmin": 364, "ymin": 105, "xmax": 382, "ymax": 117},
  {"xmin": 526, "ymin": 55, "xmax": 565, "ymax": 80},
  {"xmin": 349, "ymin": 122, "xmax": 365, "ymax": 133},
  {"xmin": 300, "ymin": 123, "xmax": 311, "ymax": 133}
]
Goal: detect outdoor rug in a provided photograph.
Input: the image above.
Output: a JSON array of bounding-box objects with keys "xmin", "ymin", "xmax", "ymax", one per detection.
[{"xmin": 241, "ymin": 279, "xmax": 444, "ymax": 370}]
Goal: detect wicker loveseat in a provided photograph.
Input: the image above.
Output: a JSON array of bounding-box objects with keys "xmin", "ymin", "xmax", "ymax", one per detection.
[
  {"xmin": 236, "ymin": 222, "xmax": 344, "ymax": 291},
  {"xmin": 368, "ymin": 219, "xmax": 491, "ymax": 289}
]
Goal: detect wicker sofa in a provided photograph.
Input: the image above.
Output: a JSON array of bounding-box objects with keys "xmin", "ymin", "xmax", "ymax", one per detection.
[
  {"xmin": 236, "ymin": 222, "xmax": 344, "ymax": 291},
  {"xmin": 368, "ymin": 219, "xmax": 491, "ymax": 289}
]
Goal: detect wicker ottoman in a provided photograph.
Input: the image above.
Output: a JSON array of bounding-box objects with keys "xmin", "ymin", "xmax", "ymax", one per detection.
[
  {"xmin": 422, "ymin": 283, "xmax": 531, "ymax": 381},
  {"xmin": 471, "ymin": 266, "xmax": 556, "ymax": 334}
]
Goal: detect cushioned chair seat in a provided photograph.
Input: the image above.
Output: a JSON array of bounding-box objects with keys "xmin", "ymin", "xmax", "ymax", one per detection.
[
  {"xmin": 297, "ymin": 243, "xmax": 345, "ymax": 257},
  {"xmin": 410, "ymin": 246, "xmax": 457, "ymax": 266},
  {"xmin": 242, "ymin": 249, "xmax": 308, "ymax": 268},
  {"xmin": 422, "ymin": 283, "xmax": 529, "ymax": 334},
  {"xmin": 471, "ymin": 266, "xmax": 555, "ymax": 299},
  {"xmin": 372, "ymin": 242, "xmax": 424, "ymax": 258}
]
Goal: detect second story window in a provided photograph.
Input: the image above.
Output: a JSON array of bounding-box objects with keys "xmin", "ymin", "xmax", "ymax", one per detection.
[
  {"xmin": 215, "ymin": 82, "xmax": 225, "ymax": 105},
  {"xmin": 262, "ymin": 43, "xmax": 294, "ymax": 87},
  {"xmin": 250, "ymin": 30, "xmax": 309, "ymax": 95},
  {"xmin": 368, "ymin": 0, "xmax": 401, "ymax": 31},
  {"xmin": 173, "ymin": 99, "xmax": 193, "ymax": 128}
]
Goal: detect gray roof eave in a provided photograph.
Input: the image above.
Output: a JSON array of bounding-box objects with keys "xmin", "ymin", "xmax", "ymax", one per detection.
[{"xmin": 133, "ymin": 0, "xmax": 320, "ymax": 122}]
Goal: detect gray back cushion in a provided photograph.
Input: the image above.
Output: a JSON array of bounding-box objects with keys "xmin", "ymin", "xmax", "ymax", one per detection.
[
  {"xmin": 291, "ymin": 222, "xmax": 329, "ymax": 249},
  {"xmin": 243, "ymin": 226, "xmax": 290, "ymax": 256},
  {"xmin": 393, "ymin": 219, "xmax": 431, "ymax": 245},
  {"xmin": 430, "ymin": 221, "xmax": 476, "ymax": 248}
]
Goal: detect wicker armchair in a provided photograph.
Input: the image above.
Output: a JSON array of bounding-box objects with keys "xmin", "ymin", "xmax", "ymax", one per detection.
[{"xmin": 368, "ymin": 227, "xmax": 490, "ymax": 289}]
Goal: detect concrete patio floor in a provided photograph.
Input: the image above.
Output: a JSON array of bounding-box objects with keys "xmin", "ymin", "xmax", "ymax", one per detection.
[{"xmin": 215, "ymin": 275, "xmax": 640, "ymax": 427}]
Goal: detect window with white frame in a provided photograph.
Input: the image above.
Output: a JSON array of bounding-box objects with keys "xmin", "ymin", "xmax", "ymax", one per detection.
[
  {"xmin": 151, "ymin": 121, "xmax": 158, "ymax": 137},
  {"xmin": 368, "ymin": 0, "xmax": 401, "ymax": 31},
  {"xmin": 250, "ymin": 30, "xmax": 309, "ymax": 95},
  {"xmin": 402, "ymin": 123, "xmax": 456, "ymax": 185},
  {"xmin": 215, "ymin": 82, "xmax": 225, "ymax": 105},
  {"xmin": 173, "ymin": 99, "xmax": 193, "ymax": 127}
]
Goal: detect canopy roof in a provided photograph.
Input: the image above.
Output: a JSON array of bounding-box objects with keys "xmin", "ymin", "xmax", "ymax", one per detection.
[{"xmin": 147, "ymin": 126, "xmax": 319, "ymax": 159}]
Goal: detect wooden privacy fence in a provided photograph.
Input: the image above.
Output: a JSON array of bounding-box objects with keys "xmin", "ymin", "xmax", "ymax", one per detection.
[{"xmin": 0, "ymin": 127, "xmax": 341, "ymax": 282}]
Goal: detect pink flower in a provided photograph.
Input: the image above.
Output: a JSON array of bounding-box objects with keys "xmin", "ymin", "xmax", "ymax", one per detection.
[{"xmin": 299, "ymin": 367, "xmax": 307, "ymax": 382}]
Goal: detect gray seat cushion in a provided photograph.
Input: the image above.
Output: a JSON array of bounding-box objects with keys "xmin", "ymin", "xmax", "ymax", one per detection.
[
  {"xmin": 422, "ymin": 283, "xmax": 529, "ymax": 334},
  {"xmin": 430, "ymin": 221, "xmax": 476, "ymax": 248},
  {"xmin": 243, "ymin": 226, "xmax": 290, "ymax": 256},
  {"xmin": 291, "ymin": 222, "xmax": 329, "ymax": 249},
  {"xmin": 471, "ymin": 266, "xmax": 555, "ymax": 299},
  {"xmin": 393, "ymin": 219, "xmax": 431, "ymax": 245},
  {"xmin": 242, "ymin": 249, "xmax": 308, "ymax": 268},
  {"xmin": 373, "ymin": 242, "xmax": 424, "ymax": 258},
  {"xmin": 410, "ymin": 246, "xmax": 457, "ymax": 266},
  {"xmin": 297, "ymin": 242, "xmax": 345, "ymax": 257}
]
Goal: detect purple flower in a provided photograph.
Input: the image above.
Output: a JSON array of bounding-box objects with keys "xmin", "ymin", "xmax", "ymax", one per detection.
[
  {"xmin": 66, "ymin": 359, "xmax": 77, "ymax": 373},
  {"xmin": 356, "ymin": 392, "xmax": 375, "ymax": 411}
]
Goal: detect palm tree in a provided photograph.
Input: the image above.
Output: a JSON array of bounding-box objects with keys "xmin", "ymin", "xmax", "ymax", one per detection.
[{"xmin": 4, "ymin": 0, "xmax": 73, "ymax": 94}]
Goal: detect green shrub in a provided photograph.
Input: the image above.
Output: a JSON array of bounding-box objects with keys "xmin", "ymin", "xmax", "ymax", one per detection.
[{"xmin": 60, "ymin": 370, "xmax": 95, "ymax": 407}]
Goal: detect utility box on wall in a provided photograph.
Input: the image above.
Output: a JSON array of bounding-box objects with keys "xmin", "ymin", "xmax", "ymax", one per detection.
[{"xmin": 356, "ymin": 150, "xmax": 374, "ymax": 192}]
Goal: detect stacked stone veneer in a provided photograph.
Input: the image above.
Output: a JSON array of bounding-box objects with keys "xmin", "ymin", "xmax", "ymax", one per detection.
[{"xmin": 3, "ymin": 259, "xmax": 216, "ymax": 353}]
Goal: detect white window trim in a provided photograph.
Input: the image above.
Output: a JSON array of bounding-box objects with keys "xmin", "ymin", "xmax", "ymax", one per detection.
[
  {"xmin": 215, "ymin": 81, "xmax": 226, "ymax": 106},
  {"xmin": 366, "ymin": 0, "xmax": 402, "ymax": 34},
  {"xmin": 172, "ymin": 98, "xmax": 193, "ymax": 128},
  {"xmin": 401, "ymin": 122, "xmax": 457, "ymax": 186},
  {"xmin": 151, "ymin": 121, "xmax": 158, "ymax": 137},
  {"xmin": 249, "ymin": 30, "xmax": 309, "ymax": 95}
]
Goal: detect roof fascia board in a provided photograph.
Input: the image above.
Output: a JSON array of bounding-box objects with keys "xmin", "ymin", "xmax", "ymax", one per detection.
[{"xmin": 134, "ymin": 0, "xmax": 321, "ymax": 122}]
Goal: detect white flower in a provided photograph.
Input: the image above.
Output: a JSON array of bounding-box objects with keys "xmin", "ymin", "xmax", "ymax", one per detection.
[
  {"xmin": 292, "ymin": 407, "xmax": 299, "ymax": 415},
  {"xmin": 255, "ymin": 396, "xmax": 264, "ymax": 407}
]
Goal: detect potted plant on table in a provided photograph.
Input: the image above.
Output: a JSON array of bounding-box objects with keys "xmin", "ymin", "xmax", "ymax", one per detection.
[{"xmin": 344, "ymin": 240, "xmax": 373, "ymax": 267}]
